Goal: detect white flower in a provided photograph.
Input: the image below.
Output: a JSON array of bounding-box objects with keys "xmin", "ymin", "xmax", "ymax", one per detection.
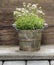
[
  {"xmin": 22, "ymin": 12, "xmax": 26, "ymax": 15},
  {"xmin": 32, "ymin": 4, "xmax": 37, "ymax": 8},
  {"xmin": 29, "ymin": 7, "xmax": 32, "ymax": 10},
  {"xmin": 16, "ymin": 8, "xmax": 21, "ymax": 11},
  {"xmin": 42, "ymin": 13, "xmax": 45, "ymax": 15},
  {"xmin": 14, "ymin": 11, "xmax": 22, "ymax": 17},
  {"xmin": 21, "ymin": 8, "xmax": 25, "ymax": 11},
  {"xmin": 44, "ymin": 23, "xmax": 48, "ymax": 27},
  {"xmin": 18, "ymin": 15, "xmax": 22, "ymax": 16},
  {"xmin": 21, "ymin": 10, "xmax": 25, "ymax": 13},
  {"xmin": 21, "ymin": 8, "xmax": 25, "ymax": 13},
  {"xmin": 23, "ymin": 2, "xmax": 26, "ymax": 7},
  {"xmin": 13, "ymin": 11, "xmax": 18, "ymax": 15},
  {"xmin": 12, "ymin": 24, "xmax": 18, "ymax": 31},
  {"xmin": 39, "ymin": 7, "xmax": 42, "ymax": 9},
  {"xmin": 28, "ymin": 3, "xmax": 31, "ymax": 6},
  {"xmin": 27, "ymin": 3, "xmax": 31, "ymax": 7},
  {"xmin": 36, "ymin": 4, "xmax": 38, "ymax": 6},
  {"xmin": 37, "ymin": 10, "xmax": 45, "ymax": 15},
  {"xmin": 27, "ymin": 3, "xmax": 31, "ymax": 8},
  {"xmin": 26, "ymin": 10, "xmax": 29, "ymax": 13},
  {"xmin": 38, "ymin": 10, "xmax": 43, "ymax": 13},
  {"xmin": 27, "ymin": 5, "xmax": 29, "ymax": 7}
]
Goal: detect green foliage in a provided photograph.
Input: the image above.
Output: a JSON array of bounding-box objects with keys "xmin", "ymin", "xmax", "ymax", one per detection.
[
  {"xmin": 14, "ymin": 14, "xmax": 44, "ymax": 30},
  {"xmin": 13, "ymin": 3, "xmax": 45, "ymax": 30}
]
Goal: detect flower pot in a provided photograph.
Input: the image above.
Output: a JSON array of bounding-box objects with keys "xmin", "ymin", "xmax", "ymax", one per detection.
[{"xmin": 18, "ymin": 29, "xmax": 43, "ymax": 51}]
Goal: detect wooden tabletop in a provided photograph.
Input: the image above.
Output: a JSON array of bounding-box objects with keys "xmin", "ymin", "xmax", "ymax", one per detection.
[{"xmin": 0, "ymin": 45, "xmax": 54, "ymax": 60}]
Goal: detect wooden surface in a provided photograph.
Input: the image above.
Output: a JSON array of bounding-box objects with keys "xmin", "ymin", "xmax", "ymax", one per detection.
[
  {"xmin": 38, "ymin": 0, "xmax": 54, "ymax": 26},
  {"xmin": 0, "ymin": 45, "xmax": 54, "ymax": 60},
  {"xmin": 42, "ymin": 27, "xmax": 54, "ymax": 45},
  {"xmin": 0, "ymin": 26, "xmax": 18, "ymax": 45}
]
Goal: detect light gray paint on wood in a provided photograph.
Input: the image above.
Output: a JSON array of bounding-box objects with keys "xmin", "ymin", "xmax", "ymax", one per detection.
[
  {"xmin": 50, "ymin": 60, "xmax": 54, "ymax": 65},
  {"xmin": 27, "ymin": 61, "xmax": 49, "ymax": 65},
  {"xmin": 0, "ymin": 45, "xmax": 54, "ymax": 60},
  {"xmin": 3, "ymin": 61, "xmax": 25, "ymax": 65},
  {"xmin": 0, "ymin": 61, "xmax": 2, "ymax": 65}
]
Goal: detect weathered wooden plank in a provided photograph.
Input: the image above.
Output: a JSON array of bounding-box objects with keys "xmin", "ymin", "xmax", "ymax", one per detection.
[
  {"xmin": 50, "ymin": 60, "xmax": 54, "ymax": 65},
  {"xmin": 38, "ymin": 0, "xmax": 54, "ymax": 26},
  {"xmin": 4, "ymin": 61, "xmax": 25, "ymax": 65},
  {"xmin": 0, "ymin": 45, "xmax": 53, "ymax": 60},
  {"xmin": 45, "ymin": 16, "xmax": 54, "ymax": 27},
  {"xmin": 42, "ymin": 27, "xmax": 54, "ymax": 45},
  {"xmin": 0, "ymin": 11, "xmax": 14, "ymax": 26},
  {"xmin": 0, "ymin": 26, "xmax": 18, "ymax": 45},
  {"xmin": 27, "ymin": 61, "xmax": 49, "ymax": 65}
]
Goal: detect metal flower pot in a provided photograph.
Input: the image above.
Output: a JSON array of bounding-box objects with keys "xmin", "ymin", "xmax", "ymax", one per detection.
[{"xmin": 18, "ymin": 29, "xmax": 43, "ymax": 51}]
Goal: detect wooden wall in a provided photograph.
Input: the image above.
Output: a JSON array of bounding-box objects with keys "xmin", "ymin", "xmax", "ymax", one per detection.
[
  {"xmin": 0, "ymin": 0, "xmax": 54, "ymax": 45},
  {"xmin": 38, "ymin": 0, "xmax": 54, "ymax": 45}
]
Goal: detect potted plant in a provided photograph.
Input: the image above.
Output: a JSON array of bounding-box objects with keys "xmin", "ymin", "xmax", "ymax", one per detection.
[{"xmin": 13, "ymin": 2, "xmax": 48, "ymax": 51}]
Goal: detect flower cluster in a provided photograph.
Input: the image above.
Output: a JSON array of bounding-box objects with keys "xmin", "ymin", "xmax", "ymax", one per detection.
[
  {"xmin": 14, "ymin": 2, "xmax": 45, "ymax": 19},
  {"xmin": 13, "ymin": 2, "xmax": 48, "ymax": 30}
]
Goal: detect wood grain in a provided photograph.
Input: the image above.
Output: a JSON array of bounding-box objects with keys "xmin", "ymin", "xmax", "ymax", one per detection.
[
  {"xmin": 0, "ymin": 26, "xmax": 18, "ymax": 45},
  {"xmin": 42, "ymin": 27, "xmax": 54, "ymax": 45}
]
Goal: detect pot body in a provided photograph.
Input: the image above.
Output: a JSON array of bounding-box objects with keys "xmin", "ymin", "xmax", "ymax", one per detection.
[{"xmin": 18, "ymin": 29, "xmax": 42, "ymax": 51}]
